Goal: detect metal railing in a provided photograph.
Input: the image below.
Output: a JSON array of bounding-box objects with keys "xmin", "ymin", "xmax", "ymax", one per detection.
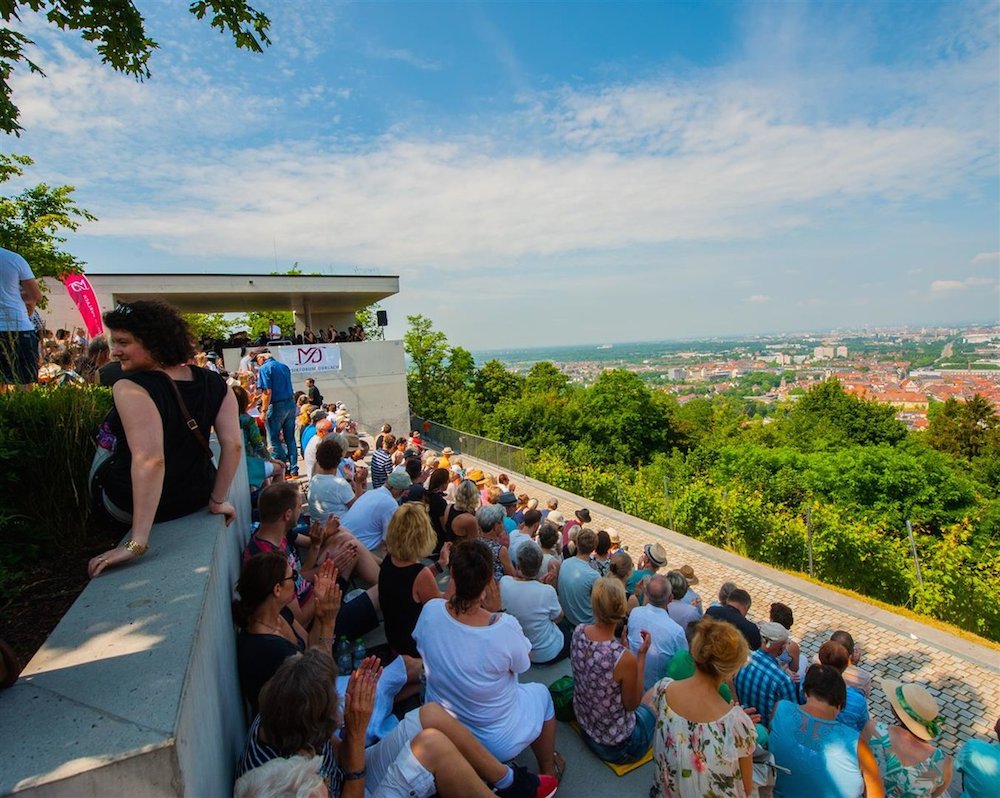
[{"xmin": 410, "ymin": 413, "xmax": 527, "ymax": 475}]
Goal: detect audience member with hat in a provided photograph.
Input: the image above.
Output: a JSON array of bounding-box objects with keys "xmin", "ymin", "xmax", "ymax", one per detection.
[
  {"xmin": 733, "ymin": 620, "xmax": 797, "ymax": 731},
  {"xmin": 625, "ymin": 542, "xmax": 667, "ymax": 596},
  {"xmin": 866, "ymin": 679, "xmax": 953, "ymax": 796},
  {"xmin": 677, "ymin": 564, "xmax": 703, "ymax": 613}
]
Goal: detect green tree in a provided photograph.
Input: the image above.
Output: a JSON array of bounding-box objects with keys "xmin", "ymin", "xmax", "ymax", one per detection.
[
  {"xmin": 236, "ymin": 310, "xmax": 293, "ymax": 338},
  {"xmin": 355, "ymin": 302, "xmax": 385, "ymax": 341},
  {"xmin": 403, "ymin": 314, "xmax": 450, "ymax": 420},
  {"xmin": 780, "ymin": 378, "xmax": 906, "ymax": 450},
  {"xmin": 473, "ymin": 359, "xmax": 525, "ymax": 410},
  {"xmin": 927, "ymin": 395, "xmax": 998, "ymax": 460},
  {"xmin": 184, "ymin": 313, "xmax": 232, "ymax": 342},
  {"xmin": 0, "ymin": 154, "xmax": 95, "ymax": 296},
  {"xmin": 524, "ymin": 361, "xmax": 570, "ymax": 395},
  {"xmin": 1, "ymin": 0, "xmax": 271, "ymax": 135},
  {"xmin": 445, "ymin": 346, "xmax": 476, "ymax": 393}
]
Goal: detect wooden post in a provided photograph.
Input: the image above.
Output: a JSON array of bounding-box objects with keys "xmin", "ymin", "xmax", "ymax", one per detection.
[
  {"xmin": 906, "ymin": 520, "xmax": 924, "ymax": 589},
  {"xmin": 806, "ymin": 506, "xmax": 814, "ymax": 578}
]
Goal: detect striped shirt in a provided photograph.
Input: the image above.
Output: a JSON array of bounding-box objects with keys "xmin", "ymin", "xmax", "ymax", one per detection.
[
  {"xmin": 734, "ymin": 649, "xmax": 798, "ymax": 730},
  {"xmin": 370, "ymin": 448, "xmax": 393, "ymax": 489},
  {"xmin": 237, "ymin": 715, "xmax": 343, "ymax": 796}
]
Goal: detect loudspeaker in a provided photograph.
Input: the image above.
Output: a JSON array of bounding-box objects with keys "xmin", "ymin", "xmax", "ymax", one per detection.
[{"xmin": 376, "ymin": 310, "xmax": 388, "ymax": 327}]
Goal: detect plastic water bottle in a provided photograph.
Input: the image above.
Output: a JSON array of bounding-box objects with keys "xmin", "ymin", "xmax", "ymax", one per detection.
[
  {"xmin": 352, "ymin": 638, "xmax": 367, "ymax": 670},
  {"xmin": 335, "ymin": 636, "xmax": 352, "ymax": 674}
]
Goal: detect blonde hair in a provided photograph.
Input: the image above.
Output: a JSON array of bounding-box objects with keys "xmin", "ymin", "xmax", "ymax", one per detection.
[
  {"xmin": 385, "ymin": 503, "xmax": 437, "ymax": 561},
  {"xmin": 453, "ymin": 480, "xmax": 481, "ymax": 513},
  {"xmin": 591, "ymin": 577, "xmax": 628, "ymax": 625},
  {"xmin": 690, "ymin": 617, "xmax": 749, "ymax": 682},
  {"xmin": 234, "ymin": 755, "xmax": 325, "ymax": 798},
  {"xmin": 486, "ymin": 486, "xmax": 501, "ymax": 505}
]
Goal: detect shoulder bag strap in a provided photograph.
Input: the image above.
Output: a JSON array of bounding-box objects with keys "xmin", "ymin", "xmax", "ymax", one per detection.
[{"xmin": 165, "ymin": 374, "xmax": 214, "ymax": 459}]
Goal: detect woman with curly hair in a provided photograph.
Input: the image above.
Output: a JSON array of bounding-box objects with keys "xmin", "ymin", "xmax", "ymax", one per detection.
[{"xmin": 87, "ymin": 300, "xmax": 242, "ymax": 577}]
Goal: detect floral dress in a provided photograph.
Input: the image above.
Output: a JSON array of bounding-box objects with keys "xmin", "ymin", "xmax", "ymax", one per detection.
[
  {"xmin": 869, "ymin": 722, "xmax": 947, "ymax": 797},
  {"xmin": 650, "ymin": 677, "xmax": 757, "ymax": 798}
]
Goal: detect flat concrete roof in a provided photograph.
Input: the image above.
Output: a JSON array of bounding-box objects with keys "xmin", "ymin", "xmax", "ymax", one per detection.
[{"xmin": 82, "ymin": 273, "xmax": 399, "ymax": 314}]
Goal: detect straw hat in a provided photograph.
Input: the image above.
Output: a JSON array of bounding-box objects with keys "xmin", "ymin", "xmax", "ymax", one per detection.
[
  {"xmin": 882, "ymin": 680, "xmax": 940, "ymax": 740},
  {"xmin": 679, "ymin": 564, "xmax": 699, "ymax": 586},
  {"xmin": 441, "ymin": 446, "xmax": 454, "ymax": 455},
  {"xmin": 466, "ymin": 468, "xmax": 486, "ymax": 485},
  {"xmin": 547, "ymin": 510, "xmax": 566, "ymax": 527},
  {"xmin": 643, "ymin": 542, "xmax": 668, "ymax": 568},
  {"xmin": 608, "ymin": 529, "xmax": 621, "ymax": 545}
]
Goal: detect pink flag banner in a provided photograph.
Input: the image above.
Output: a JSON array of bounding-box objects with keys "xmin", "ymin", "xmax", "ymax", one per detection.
[{"xmin": 62, "ymin": 274, "xmax": 104, "ymax": 337}]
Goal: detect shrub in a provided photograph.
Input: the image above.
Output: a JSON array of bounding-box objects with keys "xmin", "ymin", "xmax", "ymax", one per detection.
[{"xmin": 0, "ymin": 386, "xmax": 112, "ymax": 547}]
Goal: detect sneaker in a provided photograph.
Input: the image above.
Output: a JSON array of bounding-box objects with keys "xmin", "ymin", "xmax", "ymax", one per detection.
[{"xmin": 493, "ymin": 765, "xmax": 558, "ymax": 798}]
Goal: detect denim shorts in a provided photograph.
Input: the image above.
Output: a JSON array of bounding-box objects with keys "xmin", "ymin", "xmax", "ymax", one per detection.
[{"xmin": 581, "ymin": 704, "xmax": 656, "ymax": 764}]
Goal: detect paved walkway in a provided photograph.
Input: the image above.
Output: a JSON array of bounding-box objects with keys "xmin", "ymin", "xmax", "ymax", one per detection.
[{"xmin": 458, "ymin": 453, "xmax": 1000, "ymax": 754}]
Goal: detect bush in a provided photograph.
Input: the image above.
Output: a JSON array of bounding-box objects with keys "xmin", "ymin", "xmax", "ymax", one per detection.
[{"xmin": 0, "ymin": 386, "xmax": 112, "ymax": 547}]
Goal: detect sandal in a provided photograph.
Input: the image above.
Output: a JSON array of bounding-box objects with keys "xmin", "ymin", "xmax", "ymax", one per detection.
[{"xmin": 552, "ymin": 750, "xmax": 566, "ymax": 782}]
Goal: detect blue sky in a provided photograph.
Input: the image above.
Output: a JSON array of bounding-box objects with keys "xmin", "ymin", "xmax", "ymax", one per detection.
[{"xmin": 6, "ymin": 0, "xmax": 999, "ymax": 348}]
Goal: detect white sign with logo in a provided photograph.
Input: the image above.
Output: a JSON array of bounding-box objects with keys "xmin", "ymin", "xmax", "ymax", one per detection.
[{"xmin": 273, "ymin": 344, "xmax": 342, "ymax": 373}]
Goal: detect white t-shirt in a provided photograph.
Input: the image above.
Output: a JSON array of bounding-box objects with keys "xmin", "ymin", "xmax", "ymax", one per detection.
[
  {"xmin": 413, "ymin": 598, "xmax": 553, "ymax": 762},
  {"xmin": 499, "ymin": 576, "xmax": 564, "ymax": 663},
  {"xmin": 308, "ymin": 473, "xmax": 355, "ymax": 522},
  {"xmin": 268, "ymin": 323, "xmax": 282, "ymax": 339},
  {"xmin": 627, "ymin": 604, "xmax": 688, "ymax": 690},
  {"xmin": 303, "ymin": 435, "xmax": 321, "ymax": 476},
  {"xmin": 341, "ymin": 486, "xmax": 399, "ymax": 550},
  {"xmin": 0, "ymin": 247, "xmax": 34, "ymax": 332}
]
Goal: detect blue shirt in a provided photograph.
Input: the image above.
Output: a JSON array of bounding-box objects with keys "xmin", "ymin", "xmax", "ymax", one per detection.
[
  {"xmin": 256, "ymin": 358, "xmax": 294, "ymax": 401},
  {"xmin": 836, "ymin": 686, "xmax": 869, "ymax": 733},
  {"xmin": 557, "ymin": 556, "xmax": 599, "ymax": 626},
  {"xmin": 300, "ymin": 424, "xmax": 317, "ymax": 453},
  {"xmin": 770, "ymin": 700, "xmax": 863, "ymax": 798},
  {"xmin": 734, "ymin": 649, "xmax": 798, "ymax": 730},
  {"xmin": 956, "ymin": 739, "xmax": 1000, "ymax": 798}
]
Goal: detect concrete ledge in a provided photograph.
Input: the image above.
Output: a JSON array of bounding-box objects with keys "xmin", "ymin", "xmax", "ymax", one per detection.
[{"xmin": 0, "ymin": 457, "xmax": 251, "ymax": 796}]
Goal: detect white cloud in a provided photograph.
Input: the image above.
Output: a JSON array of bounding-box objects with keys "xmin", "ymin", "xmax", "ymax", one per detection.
[
  {"xmin": 930, "ymin": 276, "xmax": 998, "ymax": 293},
  {"xmin": 747, "ymin": 295, "xmax": 771, "ymax": 303},
  {"xmin": 971, "ymin": 251, "xmax": 1000, "ymax": 265}
]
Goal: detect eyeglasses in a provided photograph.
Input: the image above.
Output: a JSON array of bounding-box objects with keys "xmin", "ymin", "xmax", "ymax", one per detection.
[{"xmin": 279, "ymin": 570, "xmax": 299, "ymax": 583}]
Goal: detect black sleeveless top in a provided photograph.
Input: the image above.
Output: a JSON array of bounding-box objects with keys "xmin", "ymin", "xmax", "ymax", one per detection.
[
  {"xmin": 378, "ymin": 556, "xmax": 426, "ymax": 657},
  {"xmin": 443, "ymin": 505, "xmax": 471, "ymax": 544},
  {"xmin": 101, "ymin": 367, "xmax": 228, "ymax": 522}
]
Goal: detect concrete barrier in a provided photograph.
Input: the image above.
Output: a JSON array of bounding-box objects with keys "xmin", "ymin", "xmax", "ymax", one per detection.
[{"xmin": 0, "ymin": 449, "xmax": 252, "ymax": 797}]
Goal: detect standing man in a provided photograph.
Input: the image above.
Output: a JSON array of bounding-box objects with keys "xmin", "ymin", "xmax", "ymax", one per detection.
[
  {"xmin": 0, "ymin": 247, "xmax": 42, "ymax": 389},
  {"xmin": 267, "ymin": 317, "xmax": 282, "ymax": 340},
  {"xmin": 256, "ymin": 352, "xmax": 298, "ymax": 477}
]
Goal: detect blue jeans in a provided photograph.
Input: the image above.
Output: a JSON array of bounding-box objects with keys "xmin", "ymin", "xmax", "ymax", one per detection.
[
  {"xmin": 266, "ymin": 398, "xmax": 298, "ymax": 473},
  {"xmin": 581, "ymin": 704, "xmax": 656, "ymax": 764}
]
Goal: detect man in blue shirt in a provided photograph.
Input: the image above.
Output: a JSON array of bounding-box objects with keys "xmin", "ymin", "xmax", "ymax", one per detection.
[
  {"xmin": 256, "ymin": 352, "xmax": 298, "ymax": 476},
  {"xmin": 734, "ymin": 621, "xmax": 799, "ymax": 729}
]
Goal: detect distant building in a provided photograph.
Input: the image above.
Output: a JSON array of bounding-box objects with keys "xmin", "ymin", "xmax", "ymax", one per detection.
[
  {"xmin": 667, "ymin": 367, "xmax": 686, "ymax": 380},
  {"xmin": 836, "ymin": 346, "xmax": 848, "ymax": 358},
  {"xmin": 813, "ymin": 346, "xmax": 836, "ymax": 360}
]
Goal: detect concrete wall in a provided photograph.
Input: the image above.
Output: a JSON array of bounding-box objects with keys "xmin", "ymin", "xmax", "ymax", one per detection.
[
  {"xmin": 223, "ymin": 341, "xmax": 409, "ymax": 437},
  {"xmin": 0, "ymin": 444, "xmax": 252, "ymax": 797}
]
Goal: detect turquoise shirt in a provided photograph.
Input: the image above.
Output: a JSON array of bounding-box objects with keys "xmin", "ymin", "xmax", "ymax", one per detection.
[
  {"xmin": 771, "ymin": 700, "xmax": 863, "ymax": 798},
  {"xmin": 956, "ymin": 739, "xmax": 1000, "ymax": 798}
]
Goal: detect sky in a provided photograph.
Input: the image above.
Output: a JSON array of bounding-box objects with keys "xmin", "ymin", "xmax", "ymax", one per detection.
[{"xmin": 5, "ymin": 0, "xmax": 999, "ymax": 349}]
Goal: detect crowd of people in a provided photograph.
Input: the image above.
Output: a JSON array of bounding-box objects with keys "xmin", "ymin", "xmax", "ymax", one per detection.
[{"xmin": 1, "ymin": 279, "xmax": 996, "ymax": 797}]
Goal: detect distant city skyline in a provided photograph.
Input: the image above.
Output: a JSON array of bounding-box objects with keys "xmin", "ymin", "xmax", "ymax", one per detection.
[{"xmin": 7, "ymin": 1, "xmax": 999, "ymax": 350}]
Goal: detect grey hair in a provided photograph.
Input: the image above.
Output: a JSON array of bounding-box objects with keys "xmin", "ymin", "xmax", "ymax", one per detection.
[
  {"xmin": 666, "ymin": 570, "xmax": 689, "ymax": 601},
  {"xmin": 234, "ymin": 755, "xmax": 325, "ymax": 798},
  {"xmin": 453, "ymin": 479, "xmax": 481, "ymax": 513},
  {"xmin": 646, "ymin": 574, "xmax": 671, "ymax": 608},
  {"xmin": 476, "ymin": 503, "xmax": 506, "ymax": 532},
  {"xmin": 330, "ymin": 432, "xmax": 349, "ymax": 451},
  {"xmin": 517, "ymin": 540, "xmax": 543, "ymax": 578},
  {"xmin": 718, "ymin": 580, "xmax": 738, "ymax": 604}
]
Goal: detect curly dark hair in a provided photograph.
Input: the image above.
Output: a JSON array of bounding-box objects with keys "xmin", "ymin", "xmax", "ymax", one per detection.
[
  {"xmin": 447, "ymin": 540, "xmax": 494, "ymax": 614},
  {"xmin": 103, "ymin": 300, "xmax": 195, "ymax": 366}
]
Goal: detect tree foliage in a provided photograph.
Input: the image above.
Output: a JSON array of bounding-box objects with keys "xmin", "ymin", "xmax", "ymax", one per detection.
[
  {"xmin": 0, "ymin": 154, "xmax": 95, "ymax": 298},
  {"xmin": 1, "ymin": 0, "xmax": 271, "ymax": 135},
  {"xmin": 355, "ymin": 302, "xmax": 385, "ymax": 341},
  {"xmin": 403, "ymin": 314, "xmax": 1000, "ymax": 640},
  {"xmin": 184, "ymin": 312, "xmax": 233, "ymax": 342},
  {"xmin": 237, "ymin": 310, "xmax": 293, "ymax": 338}
]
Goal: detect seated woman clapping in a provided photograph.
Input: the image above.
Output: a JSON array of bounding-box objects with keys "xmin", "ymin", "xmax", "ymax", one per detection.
[
  {"xmin": 413, "ymin": 540, "xmax": 563, "ymax": 780},
  {"xmin": 571, "ymin": 577, "xmax": 656, "ymax": 764},
  {"xmin": 235, "ymin": 648, "xmax": 559, "ymax": 798}
]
